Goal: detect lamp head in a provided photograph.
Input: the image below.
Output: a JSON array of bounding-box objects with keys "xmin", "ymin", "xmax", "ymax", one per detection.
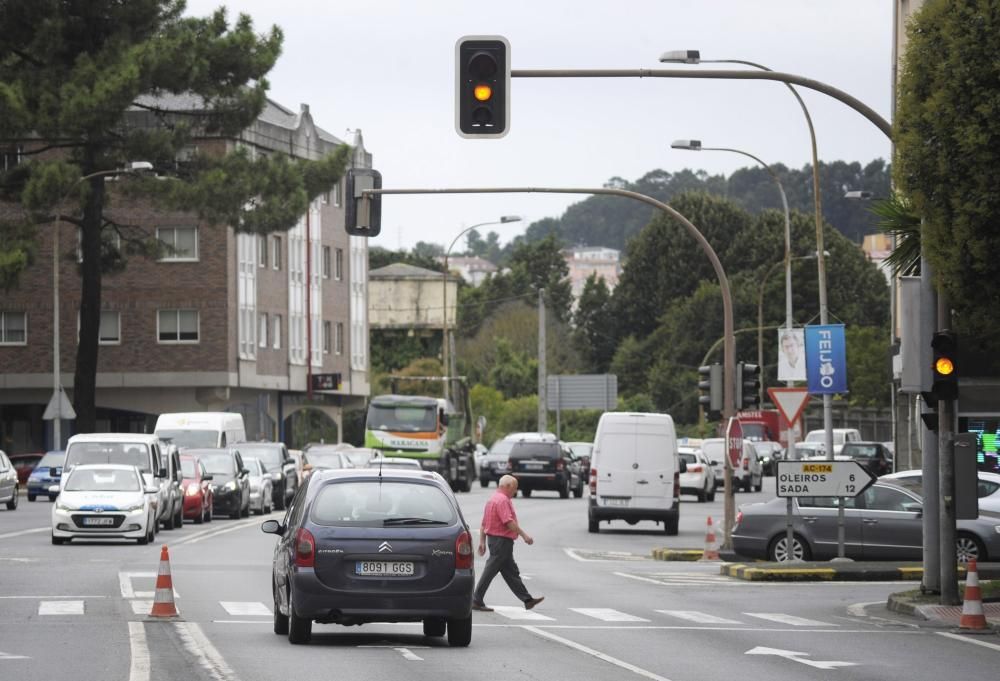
[
  {"xmin": 844, "ymin": 190, "xmax": 874, "ymax": 200},
  {"xmin": 671, "ymin": 139, "xmax": 702, "ymax": 151},
  {"xmin": 500, "ymin": 215, "xmax": 522, "ymax": 223},
  {"xmin": 660, "ymin": 50, "xmax": 701, "ymax": 64}
]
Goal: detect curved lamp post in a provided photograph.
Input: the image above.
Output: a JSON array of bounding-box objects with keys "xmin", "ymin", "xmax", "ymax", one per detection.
[
  {"xmin": 441, "ymin": 215, "xmax": 521, "ymax": 399},
  {"xmin": 50, "ymin": 162, "xmax": 153, "ymax": 449}
]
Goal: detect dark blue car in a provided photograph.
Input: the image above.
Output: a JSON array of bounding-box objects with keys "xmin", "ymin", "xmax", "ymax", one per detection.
[
  {"xmin": 262, "ymin": 468, "xmax": 474, "ymax": 646},
  {"xmin": 26, "ymin": 450, "xmax": 64, "ymax": 502}
]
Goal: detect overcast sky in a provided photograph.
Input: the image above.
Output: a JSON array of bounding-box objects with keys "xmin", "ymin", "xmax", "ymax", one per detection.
[{"xmin": 185, "ymin": 0, "xmax": 895, "ymax": 251}]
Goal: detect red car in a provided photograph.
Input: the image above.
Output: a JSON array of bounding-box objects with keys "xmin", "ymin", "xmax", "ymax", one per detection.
[
  {"xmin": 9, "ymin": 453, "xmax": 44, "ymax": 485},
  {"xmin": 180, "ymin": 454, "xmax": 214, "ymax": 524}
]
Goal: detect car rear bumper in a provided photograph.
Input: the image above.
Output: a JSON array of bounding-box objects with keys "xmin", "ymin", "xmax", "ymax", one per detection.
[
  {"xmin": 511, "ymin": 471, "xmax": 570, "ymax": 490},
  {"xmin": 288, "ymin": 568, "xmax": 475, "ymax": 624}
]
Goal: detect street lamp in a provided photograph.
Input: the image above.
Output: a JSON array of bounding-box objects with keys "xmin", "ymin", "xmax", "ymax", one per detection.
[
  {"xmin": 49, "ymin": 162, "xmax": 153, "ymax": 449},
  {"xmin": 661, "ymin": 49, "xmax": 834, "ymax": 461},
  {"xmin": 441, "ymin": 215, "xmax": 521, "ymax": 399}
]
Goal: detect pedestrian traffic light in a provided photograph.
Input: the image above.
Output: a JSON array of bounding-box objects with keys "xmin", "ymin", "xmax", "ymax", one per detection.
[
  {"xmin": 698, "ymin": 363, "xmax": 722, "ymax": 420},
  {"xmin": 931, "ymin": 330, "xmax": 958, "ymax": 401},
  {"xmin": 736, "ymin": 362, "xmax": 761, "ymax": 410},
  {"xmin": 456, "ymin": 36, "xmax": 510, "ymax": 138},
  {"xmin": 344, "ymin": 168, "xmax": 382, "ymax": 237}
]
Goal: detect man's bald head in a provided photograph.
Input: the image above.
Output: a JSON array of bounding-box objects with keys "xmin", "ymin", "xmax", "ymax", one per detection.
[{"xmin": 498, "ymin": 474, "xmax": 519, "ymax": 496}]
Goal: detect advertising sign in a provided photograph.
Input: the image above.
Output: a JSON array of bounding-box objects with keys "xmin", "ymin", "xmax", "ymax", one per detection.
[
  {"xmin": 804, "ymin": 324, "xmax": 848, "ymax": 394},
  {"xmin": 777, "ymin": 328, "xmax": 806, "ymax": 382}
]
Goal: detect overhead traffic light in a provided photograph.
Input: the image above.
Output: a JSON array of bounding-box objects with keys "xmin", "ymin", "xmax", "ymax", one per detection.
[
  {"xmin": 344, "ymin": 168, "xmax": 382, "ymax": 237},
  {"xmin": 698, "ymin": 363, "xmax": 722, "ymax": 420},
  {"xmin": 456, "ymin": 36, "xmax": 510, "ymax": 138},
  {"xmin": 736, "ymin": 362, "xmax": 761, "ymax": 410},
  {"xmin": 931, "ymin": 331, "xmax": 958, "ymax": 401}
]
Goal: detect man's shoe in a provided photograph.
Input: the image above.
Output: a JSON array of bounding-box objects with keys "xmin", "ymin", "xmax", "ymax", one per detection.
[
  {"xmin": 524, "ymin": 597, "xmax": 545, "ymax": 610},
  {"xmin": 471, "ymin": 603, "xmax": 493, "ymax": 612}
]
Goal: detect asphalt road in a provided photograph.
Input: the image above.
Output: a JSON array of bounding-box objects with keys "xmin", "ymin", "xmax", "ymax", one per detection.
[{"xmin": 1, "ymin": 480, "xmax": 998, "ymax": 681}]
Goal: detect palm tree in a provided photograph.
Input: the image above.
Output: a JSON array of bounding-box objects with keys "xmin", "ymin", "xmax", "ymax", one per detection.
[{"xmin": 873, "ymin": 193, "xmax": 921, "ymax": 276}]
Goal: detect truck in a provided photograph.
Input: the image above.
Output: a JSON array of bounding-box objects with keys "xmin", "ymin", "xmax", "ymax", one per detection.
[
  {"xmin": 363, "ymin": 376, "xmax": 477, "ymax": 492},
  {"xmin": 735, "ymin": 409, "xmax": 792, "ymax": 448}
]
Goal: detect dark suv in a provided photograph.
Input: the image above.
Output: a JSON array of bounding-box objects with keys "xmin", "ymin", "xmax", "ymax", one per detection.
[
  {"xmin": 840, "ymin": 441, "xmax": 893, "ymax": 477},
  {"xmin": 507, "ymin": 440, "xmax": 583, "ymax": 498}
]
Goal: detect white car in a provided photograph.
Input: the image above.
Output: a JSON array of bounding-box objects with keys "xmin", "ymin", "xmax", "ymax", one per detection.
[
  {"xmin": 368, "ymin": 455, "xmax": 423, "ymax": 471},
  {"xmin": 882, "ymin": 470, "xmax": 1000, "ymax": 514},
  {"xmin": 678, "ymin": 446, "xmax": 716, "ymax": 502},
  {"xmin": 51, "ymin": 464, "xmax": 156, "ymax": 545},
  {"xmin": 699, "ymin": 438, "xmax": 727, "ymax": 489},
  {"xmin": 803, "ymin": 428, "xmax": 861, "ymax": 455},
  {"xmin": 734, "ymin": 441, "xmax": 763, "ymax": 493}
]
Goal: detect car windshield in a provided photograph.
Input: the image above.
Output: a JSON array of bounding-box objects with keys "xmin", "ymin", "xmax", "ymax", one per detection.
[
  {"xmin": 243, "ymin": 457, "xmax": 263, "ymax": 475},
  {"xmin": 197, "ymin": 452, "xmax": 236, "ymax": 476},
  {"xmin": 237, "ymin": 445, "xmax": 283, "ymax": 470},
  {"xmin": 156, "ymin": 429, "xmax": 218, "ymax": 449},
  {"xmin": 65, "ymin": 468, "xmax": 141, "ymax": 492},
  {"xmin": 567, "ymin": 443, "xmax": 593, "ymax": 458},
  {"xmin": 311, "ymin": 480, "xmax": 456, "ymax": 527},
  {"xmin": 66, "ymin": 442, "xmax": 151, "ymax": 474},
  {"xmin": 844, "ymin": 445, "xmax": 879, "ymax": 458},
  {"xmin": 366, "ymin": 403, "xmax": 437, "ymax": 432},
  {"xmin": 305, "ymin": 452, "xmax": 347, "ymax": 469},
  {"xmin": 741, "ymin": 424, "xmax": 768, "ymax": 441},
  {"xmin": 489, "ymin": 439, "xmax": 516, "ymax": 457},
  {"xmin": 37, "ymin": 452, "xmax": 66, "ymax": 468},
  {"xmin": 180, "ymin": 458, "xmax": 197, "ymax": 477},
  {"xmin": 344, "ymin": 451, "xmax": 373, "ymax": 467},
  {"xmin": 509, "ymin": 443, "xmax": 560, "ymax": 459}
]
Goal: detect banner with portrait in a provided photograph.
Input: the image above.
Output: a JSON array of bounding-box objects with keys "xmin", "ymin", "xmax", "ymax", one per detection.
[{"xmin": 777, "ymin": 328, "xmax": 806, "ymax": 382}]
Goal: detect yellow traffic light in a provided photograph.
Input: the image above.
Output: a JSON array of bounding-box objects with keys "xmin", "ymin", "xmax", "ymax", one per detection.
[
  {"xmin": 473, "ymin": 84, "xmax": 492, "ymax": 101},
  {"xmin": 935, "ymin": 356, "xmax": 954, "ymax": 376}
]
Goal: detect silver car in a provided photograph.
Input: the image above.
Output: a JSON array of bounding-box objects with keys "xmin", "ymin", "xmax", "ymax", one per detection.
[
  {"xmin": 0, "ymin": 451, "xmax": 18, "ymax": 510},
  {"xmin": 733, "ymin": 480, "xmax": 1000, "ymax": 563},
  {"xmin": 244, "ymin": 457, "xmax": 274, "ymax": 515}
]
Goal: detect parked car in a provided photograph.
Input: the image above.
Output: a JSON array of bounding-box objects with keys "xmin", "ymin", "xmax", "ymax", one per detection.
[
  {"xmin": 840, "ymin": 441, "xmax": 893, "ymax": 477},
  {"xmin": 732, "ymin": 480, "xmax": 1000, "ymax": 562},
  {"xmin": 244, "ymin": 457, "xmax": 274, "ymax": 515},
  {"xmin": 302, "ymin": 447, "xmax": 360, "ymax": 476},
  {"xmin": 678, "ymin": 446, "xmax": 716, "ymax": 502},
  {"xmin": 507, "ymin": 438, "xmax": 582, "ymax": 498},
  {"xmin": 803, "ymin": 428, "xmax": 862, "ymax": 455},
  {"xmin": 735, "ymin": 441, "xmax": 763, "ymax": 492},
  {"xmin": 188, "ymin": 448, "xmax": 250, "ymax": 519},
  {"xmin": 8, "ymin": 452, "xmax": 43, "ymax": 485},
  {"xmin": 882, "ymin": 469, "xmax": 1000, "ymax": 514},
  {"xmin": 479, "ymin": 432, "xmax": 557, "ymax": 487},
  {"xmin": 234, "ymin": 441, "xmax": 298, "ymax": 510},
  {"xmin": 262, "ymin": 468, "xmax": 475, "ymax": 646},
  {"xmin": 0, "ymin": 451, "xmax": 19, "ymax": 510},
  {"xmin": 368, "ymin": 455, "xmax": 423, "ymax": 471},
  {"xmin": 752, "ymin": 441, "xmax": 783, "ymax": 477},
  {"xmin": 699, "ymin": 438, "xmax": 727, "ymax": 489},
  {"xmin": 180, "ymin": 454, "xmax": 213, "ymax": 523},
  {"xmin": 157, "ymin": 445, "xmax": 185, "ymax": 530},
  {"xmin": 51, "ymin": 464, "xmax": 156, "ymax": 545},
  {"xmin": 26, "ymin": 450, "xmax": 65, "ymax": 502},
  {"xmin": 787, "ymin": 441, "xmax": 826, "ymax": 460}
]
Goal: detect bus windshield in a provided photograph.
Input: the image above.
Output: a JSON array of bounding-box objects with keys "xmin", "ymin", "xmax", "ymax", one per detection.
[{"xmin": 366, "ymin": 404, "xmax": 437, "ymax": 433}]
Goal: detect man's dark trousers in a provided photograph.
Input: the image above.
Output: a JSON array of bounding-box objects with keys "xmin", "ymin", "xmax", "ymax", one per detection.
[{"xmin": 474, "ymin": 535, "xmax": 531, "ymax": 604}]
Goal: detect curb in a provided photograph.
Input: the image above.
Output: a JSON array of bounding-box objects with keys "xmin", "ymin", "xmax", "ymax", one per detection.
[
  {"xmin": 718, "ymin": 563, "xmax": 956, "ymax": 582},
  {"xmin": 651, "ymin": 549, "xmax": 704, "ymax": 561}
]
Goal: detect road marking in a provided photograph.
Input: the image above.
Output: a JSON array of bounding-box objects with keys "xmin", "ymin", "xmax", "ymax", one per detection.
[
  {"xmin": 395, "ymin": 648, "xmax": 423, "ymax": 661},
  {"xmin": 174, "ymin": 515, "xmax": 275, "ymax": 545},
  {"xmin": 937, "ymin": 632, "xmax": 1000, "ymax": 652},
  {"xmin": 572, "ymin": 608, "xmax": 650, "ymax": 622},
  {"xmin": 745, "ymin": 646, "xmax": 856, "ymax": 670},
  {"xmin": 38, "ymin": 600, "xmax": 84, "ymax": 615},
  {"xmin": 745, "ymin": 613, "xmax": 835, "ymax": 627},
  {"xmin": 0, "ymin": 595, "xmax": 105, "ymax": 600},
  {"xmin": 491, "ymin": 605, "xmax": 555, "ymax": 621},
  {"xmin": 0, "ymin": 557, "xmax": 38, "ymax": 563},
  {"xmin": 523, "ymin": 625, "xmax": 675, "ymax": 681},
  {"xmin": 212, "ymin": 620, "xmax": 273, "ymax": 624},
  {"xmin": 656, "ymin": 610, "xmax": 742, "ymax": 625},
  {"xmin": 220, "ymin": 601, "xmax": 271, "ymax": 616},
  {"xmin": 119, "ymin": 571, "xmax": 178, "ymax": 599},
  {"xmin": 0, "ymin": 650, "xmax": 30, "ymax": 660},
  {"xmin": 175, "ymin": 622, "xmax": 238, "ymax": 681},
  {"xmin": 565, "ymin": 548, "xmax": 647, "ymax": 562},
  {"xmin": 0, "ymin": 527, "xmax": 48, "ymax": 540},
  {"xmin": 128, "ymin": 622, "xmax": 149, "ymax": 681}
]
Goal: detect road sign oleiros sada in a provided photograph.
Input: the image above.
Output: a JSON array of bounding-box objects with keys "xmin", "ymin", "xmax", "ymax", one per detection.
[{"xmin": 775, "ymin": 460, "xmax": 876, "ymax": 498}]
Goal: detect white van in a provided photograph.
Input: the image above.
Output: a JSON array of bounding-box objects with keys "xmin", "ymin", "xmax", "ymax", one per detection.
[
  {"xmin": 154, "ymin": 412, "xmax": 247, "ymax": 450},
  {"xmin": 803, "ymin": 428, "xmax": 861, "ymax": 455},
  {"xmin": 588, "ymin": 412, "xmax": 684, "ymax": 535}
]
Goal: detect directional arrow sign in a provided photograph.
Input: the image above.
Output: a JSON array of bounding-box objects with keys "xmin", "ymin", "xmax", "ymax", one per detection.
[
  {"xmin": 776, "ymin": 460, "xmax": 876, "ymax": 498},
  {"xmin": 746, "ymin": 647, "xmax": 856, "ymax": 670}
]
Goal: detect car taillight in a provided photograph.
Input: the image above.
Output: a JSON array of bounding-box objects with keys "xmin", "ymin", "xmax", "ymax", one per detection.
[
  {"xmin": 743, "ymin": 458, "xmax": 749, "ymax": 471},
  {"xmin": 294, "ymin": 528, "xmax": 316, "ymax": 568},
  {"xmin": 673, "ymin": 471, "xmax": 680, "ymax": 499},
  {"xmin": 589, "ymin": 469, "xmax": 597, "ymax": 495},
  {"xmin": 455, "ymin": 531, "xmax": 473, "ymax": 569}
]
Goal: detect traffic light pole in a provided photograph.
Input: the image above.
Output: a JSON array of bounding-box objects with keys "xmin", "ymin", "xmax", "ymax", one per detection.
[{"xmin": 365, "ymin": 185, "xmax": 738, "ymax": 542}]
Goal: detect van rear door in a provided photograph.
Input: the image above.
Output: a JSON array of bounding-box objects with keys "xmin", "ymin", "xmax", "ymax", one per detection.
[
  {"xmin": 595, "ymin": 420, "xmax": 636, "ymax": 502},
  {"xmin": 632, "ymin": 417, "xmax": 673, "ymax": 510}
]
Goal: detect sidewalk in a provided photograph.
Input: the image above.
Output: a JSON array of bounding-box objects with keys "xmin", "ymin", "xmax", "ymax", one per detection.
[
  {"xmin": 886, "ymin": 593, "xmax": 1000, "ymax": 628},
  {"xmin": 717, "ymin": 561, "xmax": 1000, "ymax": 582}
]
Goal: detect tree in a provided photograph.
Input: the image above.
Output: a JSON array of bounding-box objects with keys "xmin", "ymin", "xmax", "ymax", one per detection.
[
  {"xmin": 895, "ymin": 0, "xmax": 1000, "ymax": 358},
  {"xmin": 487, "ymin": 338, "xmax": 536, "ymax": 399},
  {"xmin": 573, "ymin": 274, "xmax": 615, "ymax": 372},
  {"xmin": 0, "ymin": 1, "xmax": 350, "ymax": 431}
]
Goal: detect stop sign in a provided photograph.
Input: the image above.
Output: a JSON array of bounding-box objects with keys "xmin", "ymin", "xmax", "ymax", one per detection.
[{"xmin": 726, "ymin": 417, "xmax": 743, "ymax": 468}]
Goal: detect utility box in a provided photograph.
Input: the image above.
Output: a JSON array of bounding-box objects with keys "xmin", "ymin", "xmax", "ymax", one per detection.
[{"xmin": 954, "ymin": 432, "xmax": 979, "ymax": 520}]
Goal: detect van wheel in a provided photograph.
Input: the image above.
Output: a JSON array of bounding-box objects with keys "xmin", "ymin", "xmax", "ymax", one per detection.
[
  {"xmin": 28, "ymin": 494, "xmax": 36, "ymax": 502},
  {"xmin": 663, "ymin": 513, "xmax": 679, "ymax": 536},
  {"xmin": 707, "ymin": 487, "xmax": 716, "ymax": 502},
  {"xmin": 559, "ymin": 479, "xmax": 570, "ymax": 499},
  {"xmin": 573, "ymin": 484, "xmax": 583, "ymax": 498},
  {"xmin": 696, "ymin": 487, "xmax": 706, "ymax": 503},
  {"xmin": 480, "ymin": 477, "xmax": 490, "ymax": 488}
]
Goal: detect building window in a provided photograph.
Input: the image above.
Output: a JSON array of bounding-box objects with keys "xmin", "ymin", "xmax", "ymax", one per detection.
[
  {"xmin": 335, "ymin": 248, "xmax": 344, "ymax": 281},
  {"xmin": 0, "ymin": 311, "xmax": 27, "ymax": 345},
  {"xmin": 157, "ymin": 309, "xmax": 199, "ymax": 343},
  {"xmin": 1, "ymin": 145, "xmax": 22, "ymax": 171},
  {"xmin": 272, "ymin": 236, "xmax": 282, "ymax": 270},
  {"xmin": 333, "ymin": 180, "xmax": 342, "ymax": 207},
  {"xmin": 76, "ymin": 228, "xmax": 121, "ymax": 263},
  {"xmin": 322, "ymin": 246, "xmax": 331, "ymax": 279},
  {"xmin": 157, "ymin": 226, "xmax": 199, "ymax": 261},
  {"xmin": 99, "ymin": 311, "xmax": 121, "ymax": 344},
  {"xmin": 323, "ymin": 321, "xmax": 331, "ymax": 354},
  {"xmin": 258, "ymin": 235, "xmax": 268, "ymax": 267},
  {"xmin": 259, "ymin": 313, "xmax": 268, "ymax": 348},
  {"xmin": 272, "ymin": 314, "xmax": 281, "ymax": 350},
  {"xmin": 335, "ymin": 322, "xmax": 344, "ymax": 355}
]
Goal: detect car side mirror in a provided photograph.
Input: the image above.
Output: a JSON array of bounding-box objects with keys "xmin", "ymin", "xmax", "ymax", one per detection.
[
  {"xmin": 261, "ymin": 519, "xmax": 284, "ymax": 535},
  {"xmin": 902, "ymin": 502, "xmax": 923, "ymax": 516},
  {"xmin": 710, "ymin": 460, "xmax": 720, "ymax": 466},
  {"xmin": 678, "ymin": 459, "xmax": 688, "ymax": 473}
]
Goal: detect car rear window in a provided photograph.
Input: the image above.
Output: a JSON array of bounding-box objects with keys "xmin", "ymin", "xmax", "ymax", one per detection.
[
  {"xmin": 311, "ymin": 480, "xmax": 457, "ymax": 527},
  {"xmin": 509, "ymin": 443, "xmax": 560, "ymax": 459},
  {"xmin": 844, "ymin": 444, "xmax": 879, "ymax": 458},
  {"xmin": 679, "ymin": 452, "xmax": 697, "ymax": 464}
]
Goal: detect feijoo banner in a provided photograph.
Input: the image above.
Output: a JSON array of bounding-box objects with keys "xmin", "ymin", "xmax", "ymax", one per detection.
[{"xmin": 804, "ymin": 324, "xmax": 848, "ymax": 394}]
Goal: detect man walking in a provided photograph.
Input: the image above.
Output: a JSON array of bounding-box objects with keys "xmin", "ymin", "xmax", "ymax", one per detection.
[{"xmin": 472, "ymin": 474, "xmax": 544, "ymax": 612}]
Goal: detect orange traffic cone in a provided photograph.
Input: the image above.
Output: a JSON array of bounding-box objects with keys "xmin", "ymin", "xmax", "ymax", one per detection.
[
  {"xmin": 700, "ymin": 516, "xmax": 721, "ymax": 561},
  {"xmin": 150, "ymin": 545, "xmax": 179, "ymax": 618},
  {"xmin": 959, "ymin": 559, "xmax": 989, "ymax": 631}
]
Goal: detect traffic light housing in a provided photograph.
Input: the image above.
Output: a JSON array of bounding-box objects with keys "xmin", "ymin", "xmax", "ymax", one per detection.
[
  {"xmin": 344, "ymin": 168, "xmax": 382, "ymax": 237},
  {"xmin": 698, "ymin": 363, "xmax": 722, "ymax": 420},
  {"xmin": 931, "ymin": 331, "xmax": 958, "ymax": 400},
  {"xmin": 736, "ymin": 362, "xmax": 761, "ymax": 410},
  {"xmin": 456, "ymin": 36, "xmax": 510, "ymax": 138}
]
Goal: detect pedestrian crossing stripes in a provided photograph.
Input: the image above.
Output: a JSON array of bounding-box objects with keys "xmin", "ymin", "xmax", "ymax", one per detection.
[
  {"xmin": 655, "ymin": 610, "xmax": 742, "ymax": 625},
  {"xmin": 743, "ymin": 613, "xmax": 836, "ymax": 627},
  {"xmin": 220, "ymin": 601, "xmax": 271, "ymax": 616},
  {"xmin": 38, "ymin": 600, "xmax": 84, "ymax": 615},
  {"xmin": 570, "ymin": 608, "xmax": 650, "ymax": 622},
  {"xmin": 490, "ymin": 605, "xmax": 556, "ymax": 621}
]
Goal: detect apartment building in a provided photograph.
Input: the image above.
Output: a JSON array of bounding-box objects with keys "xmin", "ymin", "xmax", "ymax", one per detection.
[{"xmin": 0, "ymin": 98, "xmax": 371, "ymax": 452}]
